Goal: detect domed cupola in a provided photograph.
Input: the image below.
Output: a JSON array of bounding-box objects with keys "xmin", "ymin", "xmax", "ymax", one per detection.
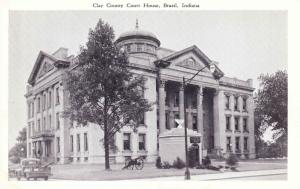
[{"xmin": 116, "ymin": 20, "xmax": 160, "ymax": 57}]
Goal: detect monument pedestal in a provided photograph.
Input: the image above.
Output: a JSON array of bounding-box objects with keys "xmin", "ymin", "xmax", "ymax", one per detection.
[{"xmin": 158, "ymin": 127, "xmax": 202, "ymax": 164}]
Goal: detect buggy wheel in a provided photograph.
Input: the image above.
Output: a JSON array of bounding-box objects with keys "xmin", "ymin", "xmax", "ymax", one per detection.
[
  {"xmin": 135, "ymin": 158, "xmax": 144, "ymax": 170},
  {"xmin": 44, "ymin": 177, "xmax": 48, "ymax": 181},
  {"xmin": 34, "ymin": 177, "xmax": 37, "ymax": 181},
  {"xmin": 17, "ymin": 176, "xmax": 21, "ymax": 181}
]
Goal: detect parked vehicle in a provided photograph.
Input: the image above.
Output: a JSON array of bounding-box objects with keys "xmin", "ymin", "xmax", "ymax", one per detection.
[{"xmin": 14, "ymin": 158, "xmax": 52, "ymax": 181}]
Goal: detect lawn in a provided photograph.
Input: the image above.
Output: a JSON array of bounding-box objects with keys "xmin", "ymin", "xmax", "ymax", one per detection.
[{"xmin": 50, "ymin": 159, "xmax": 287, "ymax": 180}]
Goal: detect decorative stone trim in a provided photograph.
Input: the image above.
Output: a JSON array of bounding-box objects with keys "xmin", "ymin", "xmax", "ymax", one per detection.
[
  {"xmin": 226, "ymin": 129, "xmax": 232, "ymax": 133},
  {"xmin": 159, "ymin": 79, "xmax": 166, "ymax": 88}
]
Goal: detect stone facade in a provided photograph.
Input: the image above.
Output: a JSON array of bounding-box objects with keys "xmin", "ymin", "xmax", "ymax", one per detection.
[{"xmin": 25, "ymin": 24, "xmax": 255, "ymax": 164}]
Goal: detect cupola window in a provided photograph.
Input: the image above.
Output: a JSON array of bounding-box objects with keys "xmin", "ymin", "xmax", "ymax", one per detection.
[
  {"xmin": 137, "ymin": 44, "xmax": 143, "ymax": 52},
  {"xmin": 125, "ymin": 44, "xmax": 131, "ymax": 52}
]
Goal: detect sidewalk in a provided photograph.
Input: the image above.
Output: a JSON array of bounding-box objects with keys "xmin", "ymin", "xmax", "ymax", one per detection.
[
  {"xmin": 50, "ymin": 159, "xmax": 287, "ymax": 180},
  {"xmin": 136, "ymin": 169, "xmax": 287, "ymax": 181}
]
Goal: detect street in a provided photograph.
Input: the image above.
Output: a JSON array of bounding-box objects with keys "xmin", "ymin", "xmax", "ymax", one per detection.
[{"xmin": 223, "ymin": 173, "xmax": 287, "ymax": 180}]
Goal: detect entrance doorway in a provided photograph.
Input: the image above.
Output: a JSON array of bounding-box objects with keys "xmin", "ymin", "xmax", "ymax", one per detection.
[{"xmin": 188, "ymin": 143, "xmax": 200, "ymax": 167}]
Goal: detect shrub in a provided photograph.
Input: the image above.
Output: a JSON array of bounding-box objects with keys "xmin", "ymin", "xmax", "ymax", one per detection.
[
  {"xmin": 162, "ymin": 161, "xmax": 171, "ymax": 169},
  {"xmin": 226, "ymin": 153, "xmax": 238, "ymax": 167},
  {"xmin": 195, "ymin": 164, "xmax": 206, "ymax": 169},
  {"xmin": 202, "ymin": 156, "xmax": 211, "ymax": 167},
  {"xmin": 173, "ymin": 157, "xmax": 185, "ymax": 169},
  {"xmin": 206, "ymin": 165, "xmax": 221, "ymax": 171},
  {"xmin": 155, "ymin": 156, "xmax": 162, "ymax": 169}
]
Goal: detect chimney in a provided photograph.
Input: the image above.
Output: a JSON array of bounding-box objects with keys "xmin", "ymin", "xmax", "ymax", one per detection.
[
  {"xmin": 247, "ymin": 79, "xmax": 253, "ymax": 87},
  {"xmin": 52, "ymin": 47, "xmax": 68, "ymax": 59}
]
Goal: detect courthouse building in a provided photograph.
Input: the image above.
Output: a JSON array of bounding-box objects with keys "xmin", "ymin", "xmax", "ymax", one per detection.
[{"xmin": 25, "ymin": 23, "xmax": 255, "ymax": 164}]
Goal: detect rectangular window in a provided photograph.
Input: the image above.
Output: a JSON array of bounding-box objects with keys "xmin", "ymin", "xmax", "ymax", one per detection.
[
  {"xmin": 192, "ymin": 116, "xmax": 197, "ymax": 131},
  {"xmin": 32, "ymin": 102, "xmax": 34, "ymax": 117},
  {"xmin": 174, "ymin": 114, "xmax": 179, "ymax": 127},
  {"xmin": 28, "ymin": 103, "xmax": 31, "ymax": 118},
  {"xmin": 226, "ymin": 116, "xmax": 231, "ymax": 131},
  {"xmin": 235, "ymin": 137, "xmax": 240, "ymax": 151},
  {"xmin": 56, "ymin": 87, "xmax": 60, "ymax": 105},
  {"xmin": 70, "ymin": 121, "xmax": 74, "ymax": 128},
  {"xmin": 165, "ymin": 91, "xmax": 169, "ymax": 106},
  {"xmin": 56, "ymin": 137, "xmax": 60, "ymax": 153},
  {"xmin": 56, "ymin": 113, "xmax": 60, "ymax": 129},
  {"xmin": 37, "ymin": 97, "xmax": 40, "ymax": 113},
  {"xmin": 210, "ymin": 136, "xmax": 214, "ymax": 150},
  {"xmin": 123, "ymin": 133, "xmax": 131, "ymax": 150},
  {"xmin": 174, "ymin": 93, "xmax": 179, "ymax": 107},
  {"xmin": 243, "ymin": 118, "xmax": 248, "ymax": 132},
  {"xmin": 225, "ymin": 95, "xmax": 230, "ymax": 109},
  {"xmin": 29, "ymin": 143, "xmax": 31, "ymax": 156},
  {"xmin": 43, "ymin": 94, "xmax": 46, "ymax": 110},
  {"xmin": 242, "ymin": 98, "xmax": 247, "ymax": 111},
  {"xmin": 77, "ymin": 134, "xmax": 80, "ymax": 152},
  {"xmin": 137, "ymin": 44, "xmax": 142, "ymax": 52},
  {"xmin": 48, "ymin": 91, "xmax": 52, "ymax": 108},
  {"xmin": 234, "ymin": 117, "xmax": 239, "ymax": 131},
  {"xmin": 49, "ymin": 115, "xmax": 51, "ymax": 128},
  {"xmin": 234, "ymin": 96, "xmax": 238, "ymax": 111},
  {"xmin": 43, "ymin": 117, "xmax": 46, "ymax": 130},
  {"xmin": 244, "ymin": 137, "xmax": 248, "ymax": 150},
  {"xmin": 140, "ymin": 112, "xmax": 145, "ymax": 125},
  {"xmin": 138, "ymin": 134, "xmax": 146, "ymax": 151},
  {"xmin": 165, "ymin": 113, "xmax": 170, "ymax": 129},
  {"xmin": 192, "ymin": 97, "xmax": 197, "ymax": 109},
  {"xmin": 32, "ymin": 122, "xmax": 35, "ymax": 133},
  {"xmin": 84, "ymin": 133, "xmax": 88, "ymax": 151},
  {"xmin": 226, "ymin": 137, "xmax": 231, "ymax": 152},
  {"xmin": 126, "ymin": 44, "xmax": 131, "ymax": 52},
  {"xmin": 28, "ymin": 123, "xmax": 31, "ymax": 137},
  {"xmin": 38, "ymin": 119, "xmax": 40, "ymax": 131},
  {"xmin": 70, "ymin": 135, "xmax": 74, "ymax": 152}
]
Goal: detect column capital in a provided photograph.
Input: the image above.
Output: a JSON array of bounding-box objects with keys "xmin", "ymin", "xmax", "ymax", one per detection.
[
  {"xmin": 197, "ymin": 85, "xmax": 203, "ymax": 96},
  {"xmin": 179, "ymin": 82, "xmax": 185, "ymax": 91},
  {"xmin": 214, "ymin": 89, "xmax": 222, "ymax": 96},
  {"xmin": 159, "ymin": 79, "xmax": 166, "ymax": 88}
]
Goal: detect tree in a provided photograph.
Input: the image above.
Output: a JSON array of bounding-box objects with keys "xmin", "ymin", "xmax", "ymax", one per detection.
[
  {"xmin": 63, "ymin": 19, "xmax": 153, "ymax": 170},
  {"xmin": 9, "ymin": 127, "xmax": 27, "ymax": 164},
  {"xmin": 254, "ymin": 70, "xmax": 287, "ymax": 157}
]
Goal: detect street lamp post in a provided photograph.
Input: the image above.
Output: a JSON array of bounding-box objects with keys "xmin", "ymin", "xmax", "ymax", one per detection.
[{"xmin": 182, "ymin": 62, "xmax": 217, "ymax": 180}]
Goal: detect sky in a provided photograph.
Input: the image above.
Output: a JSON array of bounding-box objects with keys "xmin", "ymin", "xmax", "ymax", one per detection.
[{"xmin": 8, "ymin": 11, "xmax": 287, "ymax": 148}]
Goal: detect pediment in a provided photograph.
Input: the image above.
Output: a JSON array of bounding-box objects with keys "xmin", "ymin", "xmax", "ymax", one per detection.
[
  {"xmin": 175, "ymin": 56, "xmax": 209, "ymax": 72},
  {"xmin": 36, "ymin": 59, "xmax": 55, "ymax": 79},
  {"xmin": 156, "ymin": 45, "xmax": 224, "ymax": 77}
]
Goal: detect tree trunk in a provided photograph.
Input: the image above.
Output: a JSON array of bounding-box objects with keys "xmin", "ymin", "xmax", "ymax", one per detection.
[{"xmin": 104, "ymin": 97, "xmax": 110, "ymax": 170}]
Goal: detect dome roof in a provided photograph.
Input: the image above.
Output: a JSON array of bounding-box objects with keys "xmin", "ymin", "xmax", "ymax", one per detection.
[{"xmin": 116, "ymin": 20, "xmax": 160, "ymax": 46}]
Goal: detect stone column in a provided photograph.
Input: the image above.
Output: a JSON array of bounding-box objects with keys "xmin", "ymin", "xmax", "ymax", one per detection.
[
  {"xmin": 229, "ymin": 95, "xmax": 234, "ymax": 112},
  {"xmin": 247, "ymin": 96, "xmax": 256, "ymax": 158},
  {"xmin": 231, "ymin": 115, "xmax": 235, "ymax": 132},
  {"xmin": 213, "ymin": 90, "xmax": 226, "ymax": 154},
  {"xmin": 196, "ymin": 86, "xmax": 203, "ymax": 134},
  {"xmin": 168, "ymin": 93, "xmax": 174, "ymax": 129},
  {"xmin": 158, "ymin": 79, "xmax": 166, "ymax": 133},
  {"xmin": 179, "ymin": 83, "xmax": 184, "ymax": 120},
  {"xmin": 238, "ymin": 95, "xmax": 243, "ymax": 112},
  {"xmin": 240, "ymin": 134, "xmax": 245, "ymax": 159},
  {"xmin": 42, "ymin": 141, "xmax": 46, "ymax": 157}
]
